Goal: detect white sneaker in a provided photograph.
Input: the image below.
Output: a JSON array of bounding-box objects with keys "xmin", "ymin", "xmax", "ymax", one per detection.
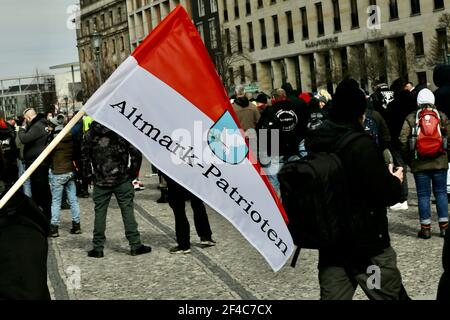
[{"xmin": 389, "ymin": 201, "xmax": 408, "ymax": 211}]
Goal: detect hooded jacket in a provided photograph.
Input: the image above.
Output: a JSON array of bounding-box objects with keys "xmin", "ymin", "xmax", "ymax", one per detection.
[
  {"xmin": 434, "ymin": 64, "xmax": 450, "ymax": 118},
  {"xmin": 18, "ymin": 114, "xmax": 49, "ymax": 164},
  {"xmin": 81, "ymin": 122, "xmax": 142, "ymax": 187},
  {"xmin": 232, "ymin": 97, "xmax": 261, "ymax": 132},
  {"xmin": 305, "ymin": 120, "xmax": 402, "ymax": 269}
]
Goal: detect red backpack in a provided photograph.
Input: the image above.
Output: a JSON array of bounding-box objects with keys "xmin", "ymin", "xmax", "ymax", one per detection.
[{"xmin": 414, "ymin": 108, "xmax": 445, "ymax": 159}]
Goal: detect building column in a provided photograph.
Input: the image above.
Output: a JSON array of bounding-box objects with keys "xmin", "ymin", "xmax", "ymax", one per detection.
[
  {"xmin": 285, "ymin": 57, "xmax": 297, "ymax": 90},
  {"xmin": 364, "ymin": 42, "xmax": 379, "ymax": 91},
  {"xmin": 258, "ymin": 62, "xmax": 272, "ymax": 93},
  {"xmin": 384, "ymin": 38, "xmax": 400, "ymax": 86},
  {"xmin": 271, "ymin": 60, "xmax": 282, "ymax": 89},
  {"xmin": 299, "ymin": 54, "xmax": 312, "ymax": 93},
  {"xmin": 314, "ymin": 52, "xmax": 327, "ymax": 90},
  {"xmin": 329, "ymin": 48, "xmax": 343, "ymax": 92}
]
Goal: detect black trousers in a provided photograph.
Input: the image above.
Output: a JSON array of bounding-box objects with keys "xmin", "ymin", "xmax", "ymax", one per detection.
[
  {"xmin": 27, "ymin": 164, "xmax": 52, "ymax": 221},
  {"xmin": 166, "ymin": 177, "xmax": 212, "ymax": 249},
  {"xmin": 0, "ymin": 221, "xmax": 50, "ymax": 300}
]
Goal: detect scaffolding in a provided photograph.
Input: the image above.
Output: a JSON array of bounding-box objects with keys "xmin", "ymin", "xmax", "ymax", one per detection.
[{"xmin": 0, "ymin": 72, "xmax": 56, "ymax": 118}]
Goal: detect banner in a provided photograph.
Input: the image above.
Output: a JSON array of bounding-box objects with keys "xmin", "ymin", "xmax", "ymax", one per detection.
[{"xmin": 83, "ymin": 5, "xmax": 293, "ymax": 271}]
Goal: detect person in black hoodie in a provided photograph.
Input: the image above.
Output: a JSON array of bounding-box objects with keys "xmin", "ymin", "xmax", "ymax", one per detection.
[
  {"xmin": 0, "ymin": 148, "xmax": 50, "ymax": 300},
  {"xmin": 18, "ymin": 108, "xmax": 51, "ymax": 220},
  {"xmin": 305, "ymin": 79, "xmax": 409, "ymax": 300}
]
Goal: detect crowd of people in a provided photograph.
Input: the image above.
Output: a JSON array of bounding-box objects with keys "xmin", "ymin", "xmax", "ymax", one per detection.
[{"xmin": 0, "ymin": 63, "xmax": 449, "ymax": 300}]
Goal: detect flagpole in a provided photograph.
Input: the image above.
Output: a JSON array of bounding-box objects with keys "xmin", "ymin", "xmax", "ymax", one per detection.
[{"xmin": 0, "ymin": 109, "xmax": 86, "ymax": 209}]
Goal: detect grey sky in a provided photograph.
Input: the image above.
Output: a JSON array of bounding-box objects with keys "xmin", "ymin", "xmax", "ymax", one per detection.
[{"xmin": 0, "ymin": 0, "xmax": 79, "ymax": 79}]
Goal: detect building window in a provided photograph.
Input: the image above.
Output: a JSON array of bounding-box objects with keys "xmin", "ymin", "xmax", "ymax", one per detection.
[
  {"xmin": 236, "ymin": 26, "xmax": 243, "ymax": 53},
  {"xmin": 103, "ymin": 42, "xmax": 108, "ymax": 57},
  {"xmin": 350, "ymin": 0, "xmax": 359, "ymax": 28},
  {"xmin": 417, "ymin": 71, "xmax": 427, "ymax": 85},
  {"xmin": 389, "ymin": 0, "xmax": 399, "ymax": 20},
  {"xmin": 316, "ymin": 3, "xmax": 325, "ymax": 37},
  {"xmin": 81, "ymin": 49, "xmax": 85, "ymax": 62},
  {"xmin": 286, "ymin": 11, "xmax": 294, "ymax": 42},
  {"xmin": 437, "ymin": 28, "xmax": 449, "ymax": 62},
  {"xmin": 209, "ymin": 19, "xmax": 218, "ymax": 49},
  {"xmin": 332, "ymin": 0, "xmax": 341, "ymax": 32},
  {"xmin": 234, "ymin": 0, "xmax": 239, "ymax": 19},
  {"xmin": 248, "ymin": 22, "xmax": 255, "ymax": 51},
  {"xmin": 273, "ymin": 15, "xmax": 280, "ymax": 46},
  {"xmin": 101, "ymin": 14, "xmax": 105, "ymax": 29},
  {"xmin": 260, "ymin": 18, "xmax": 267, "ymax": 48},
  {"xmin": 240, "ymin": 66, "xmax": 245, "ymax": 83},
  {"xmin": 112, "ymin": 38, "xmax": 116, "ymax": 54},
  {"xmin": 257, "ymin": 0, "xmax": 263, "ymax": 8},
  {"xmin": 245, "ymin": 0, "xmax": 251, "ymax": 15},
  {"xmin": 414, "ymin": 32, "xmax": 424, "ymax": 56},
  {"xmin": 110, "ymin": 10, "xmax": 113, "ymax": 25},
  {"xmin": 270, "ymin": 0, "xmax": 276, "ymax": 4},
  {"xmin": 300, "ymin": 7, "xmax": 309, "ymax": 39},
  {"xmin": 198, "ymin": 0, "xmax": 205, "ymax": 17},
  {"xmin": 434, "ymin": 0, "xmax": 445, "ymax": 10},
  {"xmin": 229, "ymin": 67, "xmax": 235, "ymax": 85},
  {"xmin": 225, "ymin": 28, "xmax": 231, "ymax": 54},
  {"xmin": 223, "ymin": 0, "xmax": 228, "ymax": 21},
  {"xmin": 210, "ymin": 0, "xmax": 218, "ymax": 13},
  {"xmin": 118, "ymin": 6, "xmax": 122, "ymax": 22},
  {"xmin": 411, "ymin": 0, "xmax": 421, "ymax": 15},
  {"xmin": 121, "ymin": 36, "xmax": 125, "ymax": 51},
  {"xmin": 251, "ymin": 63, "xmax": 257, "ymax": 82},
  {"xmin": 197, "ymin": 22, "xmax": 204, "ymax": 42}
]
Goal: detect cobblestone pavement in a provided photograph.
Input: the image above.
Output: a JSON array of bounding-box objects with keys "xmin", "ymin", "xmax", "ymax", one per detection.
[{"xmin": 47, "ymin": 160, "xmax": 445, "ymax": 300}]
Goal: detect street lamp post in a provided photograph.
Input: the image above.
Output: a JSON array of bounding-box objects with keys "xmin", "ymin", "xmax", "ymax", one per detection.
[{"xmin": 91, "ymin": 30, "xmax": 102, "ymax": 89}]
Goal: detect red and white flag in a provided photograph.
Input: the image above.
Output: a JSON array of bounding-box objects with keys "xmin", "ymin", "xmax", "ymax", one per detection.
[{"xmin": 83, "ymin": 6, "xmax": 293, "ymax": 271}]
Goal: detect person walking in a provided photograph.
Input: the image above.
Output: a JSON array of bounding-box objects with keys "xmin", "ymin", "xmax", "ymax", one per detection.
[{"xmin": 81, "ymin": 121, "xmax": 151, "ymax": 257}]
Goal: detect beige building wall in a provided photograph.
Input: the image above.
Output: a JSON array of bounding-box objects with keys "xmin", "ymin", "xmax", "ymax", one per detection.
[
  {"xmin": 77, "ymin": 0, "xmax": 131, "ymax": 98},
  {"xmin": 127, "ymin": 0, "xmax": 192, "ymax": 51},
  {"xmin": 218, "ymin": 0, "xmax": 450, "ymax": 94}
]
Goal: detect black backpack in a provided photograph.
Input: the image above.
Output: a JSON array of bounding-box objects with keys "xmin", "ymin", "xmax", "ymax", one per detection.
[{"xmin": 278, "ymin": 131, "xmax": 365, "ymax": 267}]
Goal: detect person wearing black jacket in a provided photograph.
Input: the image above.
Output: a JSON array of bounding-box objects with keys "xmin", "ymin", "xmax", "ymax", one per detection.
[
  {"xmin": 0, "ymin": 111, "xmax": 18, "ymax": 187},
  {"xmin": 0, "ymin": 149, "xmax": 50, "ymax": 300},
  {"xmin": 305, "ymin": 79, "xmax": 409, "ymax": 300},
  {"xmin": 438, "ymin": 229, "xmax": 450, "ymax": 300},
  {"xmin": 18, "ymin": 108, "xmax": 51, "ymax": 220}
]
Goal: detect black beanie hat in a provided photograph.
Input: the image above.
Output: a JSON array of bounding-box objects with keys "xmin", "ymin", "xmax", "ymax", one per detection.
[{"xmin": 330, "ymin": 79, "xmax": 367, "ymax": 121}]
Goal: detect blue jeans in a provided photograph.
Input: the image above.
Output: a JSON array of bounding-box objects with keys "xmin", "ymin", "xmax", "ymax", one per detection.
[
  {"xmin": 414, "ymin": 170, "xmax": 450, "ymax": 225},
  {"xmin": 18, "ymin": 160, "xmax": 32, "ymax": 197},
  {"xmin": 50, "ymin": 171, "xmax": 81, "ymax": 225}
]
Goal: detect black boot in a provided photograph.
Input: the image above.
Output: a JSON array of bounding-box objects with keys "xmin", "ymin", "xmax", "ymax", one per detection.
[
  {"xmin": 49, "ymin": 225, "xmax": 59, "ymax": 238},
  {"xmin": 418, "ymin": 224, "xmax": 431, "ymax": 239},
  {"xmin": 157, "ymin": 188, "xmax": 169, "ymax": 203},
  {"xmin": 70, "ymin": 221, "xmax": 82, "ymax": 234},
  {"xmin": 440, "ymin": 222, "xmax": 448, "ymax": 238}
]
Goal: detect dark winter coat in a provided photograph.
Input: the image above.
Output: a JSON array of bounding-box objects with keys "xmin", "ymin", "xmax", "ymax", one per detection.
[
  {"xmin": 50, "ymin": 131, "xmax": 74, "ymax": 174},
  {"xmin": 434, "ymin": 64, "xmax": 450, "ymax": 118},
  {"xmin": 437, "ymin": 230, "xmax": 450, "ymax": 300},
  {"xmin": 81, "ymin": 122, "xmax": 142, "ymax": 187},
  {"xmin": 305, "ymin": 120, "xmax": 402, "ymax": 270},
  {"xmin": 0, "ymin": 191, "xmax": 50, "ymax": 300},
  {"xmin": 18, "ymin": 114, "xmax": 49, "ymax": 164}
]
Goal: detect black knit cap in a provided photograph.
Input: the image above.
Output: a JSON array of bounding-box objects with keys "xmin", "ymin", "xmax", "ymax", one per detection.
[{"xmin": 330, "ymin": 79, "xmax": 367, "ymax": 122}]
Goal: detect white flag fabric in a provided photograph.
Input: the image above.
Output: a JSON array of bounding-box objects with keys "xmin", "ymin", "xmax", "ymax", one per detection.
[{"xmin": 83, "ymin": 5, "xmax": 294, "ymax": 271}]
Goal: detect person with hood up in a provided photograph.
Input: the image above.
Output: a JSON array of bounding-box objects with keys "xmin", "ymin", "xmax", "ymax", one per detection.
[
  {"xmin": 81, "ymin": 122, "xmax": 152, "ymax": 258},
  {"xmin": 305, "ymin": 79, "xmax": 408, "ymax": 300}
]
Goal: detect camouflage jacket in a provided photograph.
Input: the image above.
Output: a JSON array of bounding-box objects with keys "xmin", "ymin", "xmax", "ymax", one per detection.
[{"xmin": 81, "ymin": 122, "xmax": 142, "ymax": 187}]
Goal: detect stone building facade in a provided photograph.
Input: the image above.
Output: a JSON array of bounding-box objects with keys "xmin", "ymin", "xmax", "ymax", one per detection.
[
  {"xmin": 127, "ymin": 0, "xmax": 193, "ymax": 51},
  {"xmin": 218, "ymin": 0, "xmax": 450, "ymax": 94},
  {"xmin": 76, "ymin": 0, "xmax": 131, "ymax": 98}
]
